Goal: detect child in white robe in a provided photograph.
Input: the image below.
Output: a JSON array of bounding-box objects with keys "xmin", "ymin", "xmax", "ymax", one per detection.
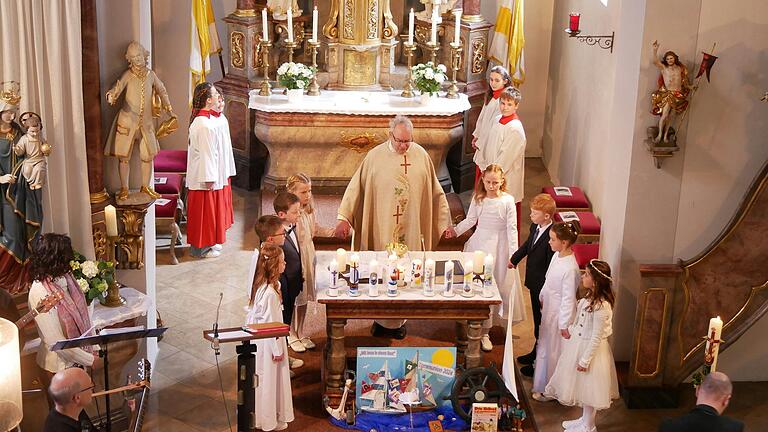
[
  {"xmin": 531, "ymin": 221, "xmax": 581, "ymax": 401},
  {"xmin": 445, "ymin": 164, "xmax": 526, "ymax": 352},
  {"xmin": 285, "ymin": 173, "xmax": 334, "ymax": 352},
  {"xmin": 472, "ymin": 66, "xmax": 513, "ymax": 186},
  {"xmin": 247, "ymin": 243, "xmax": 294, "ymax": 431},
  {"xmin": 545, "ymin": 259, "xmax": 619, "ymax": 432}
]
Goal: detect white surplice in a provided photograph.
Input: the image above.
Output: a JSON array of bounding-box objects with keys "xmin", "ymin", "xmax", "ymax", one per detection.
[
  {"xmin": 477, "ymin": 115, "xmax": 526, "ymax": 203},
  {"xmin": 472, "ymin": 97, "xmax": 500, "ymax": 168},
  {"xmin": 246, "ymin": 283, "xmax": 294, "ymax": 431},
  {"xmin": 187, "ymin": 115, "xmax": 229, "ymax": 191}
]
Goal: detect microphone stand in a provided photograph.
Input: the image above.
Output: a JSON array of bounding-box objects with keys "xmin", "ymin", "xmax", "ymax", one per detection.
[{"xmin": 212, "ymin": 293, "xmax": 223, "ymax": 355}]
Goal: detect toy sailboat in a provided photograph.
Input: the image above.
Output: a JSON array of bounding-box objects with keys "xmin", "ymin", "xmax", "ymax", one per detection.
[{"xmin": 360, "ymin": 352, "xmax": 438, "ymax": 414}]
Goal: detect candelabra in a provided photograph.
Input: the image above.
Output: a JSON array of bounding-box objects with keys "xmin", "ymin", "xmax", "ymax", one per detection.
[
  {"xmin": 401, "ymin": 42, "xmax": 417, "ymax": 98},
  {"xmin": 259, "ymin": 40, "xmax": 273, "ymax": 96},
  {"xmin": 425, "ymin": 41, "xmax": 440, "ymax": 65},
  {"xmin": 307, "ymin": 40, "xmax": 320, "ymax": 96},
  {"xmin": 446, "ymin": 42, "xmax": 462, "ymax": 99}
]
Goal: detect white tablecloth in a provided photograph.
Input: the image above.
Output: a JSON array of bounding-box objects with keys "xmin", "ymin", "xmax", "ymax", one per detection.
[
  {"xmin": 248, "ymin": 89, "xmax": 471, "ymax": 116},
  {"xmin": 315, "ymin": 251, "xmax": 501, "ymax": 302},
  {"xmin": 92, "ymin": 287, "xmax": 152, "ymax": 329}
]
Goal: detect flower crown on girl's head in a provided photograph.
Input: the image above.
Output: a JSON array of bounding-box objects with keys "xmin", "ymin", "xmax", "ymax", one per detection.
[{"xmin": 588, "ymin": 259, "xmax": 613, "ymax": 282}]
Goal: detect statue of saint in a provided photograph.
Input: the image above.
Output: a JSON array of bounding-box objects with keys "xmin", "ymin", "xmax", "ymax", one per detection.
[
  {"xmin": 14, "ymin": 112, "xmax": 50, "ymax": 190},
  {"xmin": 416, "ymin": 0, "xmax": 459, "ymax": 20},
  {"xmin": 104, "ymin": 41, "xmax": 177, "ymax": 201},
  {"xmin": 268, "ymin": 0, "xmax": 301, "ymax": 19},
  {"xmin": 650, "ymin": 41, "xmax": 692, "ymax": 144}
]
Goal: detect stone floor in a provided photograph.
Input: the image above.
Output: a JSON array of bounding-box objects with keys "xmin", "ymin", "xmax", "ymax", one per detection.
[{"xmin": 147, "ymin": 158, "xmax": 767, "ymax": 432}]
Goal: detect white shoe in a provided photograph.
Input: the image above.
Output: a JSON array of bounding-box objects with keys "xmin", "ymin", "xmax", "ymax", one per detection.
[
  {"xmin": 288, "ymin": 337, "xmax": 307, "ymax": 353},
  {"xmin": 211, "ymin": 244, "xmax": 223, "ymax": 251},
  {"xmin": 200, "ymin": 249, "xmax": 221, "ymax": 258},
  {"xmin": 481, "ymin": 335, "xmax": 493, "ymax": 352},
  {"xmin": 531, "ymin": 392, "xmax": 554, "ymax": 402},
  {"xmin": 566, "ymin": 425, "xmax": 596, "ymax": 432},
  {"xmin": 275, "ymin": 422, "xmax": 289, "ymax": 431},
  {"xmin": 288, "ymin": 357, "xmax": 304, "ymax": 369},
  {"xmin": 300, "ymin": 337, "xmax": 316, "ymax": 349},
  {"xmin": 562, "ymin": 417, "xmax": 583, "ymax": 429}
]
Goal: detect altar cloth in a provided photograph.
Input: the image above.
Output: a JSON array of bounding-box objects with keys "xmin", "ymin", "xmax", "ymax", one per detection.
[
  {"xmin": 92, "ymin": 287, "xmax": 152, "ymax": 329},
  {"xmin": 249, "ymin": 89, "xmax": 471, "ymax": 116}
]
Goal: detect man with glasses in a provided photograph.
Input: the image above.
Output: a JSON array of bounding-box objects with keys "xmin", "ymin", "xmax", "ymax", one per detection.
[
  {"xmin": 334, "ymin": 115, "xmax": 450, "ymax": 339},
  {"xmin": 43, "ymin": 367, "xmax": 97, "ymax": 431}
]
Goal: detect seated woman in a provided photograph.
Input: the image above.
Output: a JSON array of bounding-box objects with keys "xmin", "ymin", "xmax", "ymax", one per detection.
[{"xmin": 28, "ymin": 234, "xmax": 98, "ymax": 376}]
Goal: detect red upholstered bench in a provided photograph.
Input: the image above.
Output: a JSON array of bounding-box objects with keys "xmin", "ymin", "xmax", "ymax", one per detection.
[
  {"xmin": 555, "ymin": 211, "xmax": 601, "ymax": 243},
  {"xmin": 542, "ymin": 186, "xmax": 591, "ymax": 212},
  {"xmin": 155, "ymin": 194, "xmax": 182, "ymax": 265},
  {"xmin": 154, "ymin": 172, "xmax": 184, "ymax": 195},
  {"xmin": 573, "ymin": 243, "xmax": 600, "ymax": 270},
  {"xmin": 154, "ymin": 149, "xmax": 188, "ymax": 173}
]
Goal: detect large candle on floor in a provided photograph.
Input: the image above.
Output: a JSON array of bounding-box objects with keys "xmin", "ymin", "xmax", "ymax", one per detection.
[
  {"xmin": 706, "ymin": 316, "xmax": 724, "ymax": 371},
  {"xmin": 473, "ymin": 251, "xmax": 485, "ymax": 274},
  {"xmin": 336, "ymin": 248, "xmax": 347, "ymax": 272}
]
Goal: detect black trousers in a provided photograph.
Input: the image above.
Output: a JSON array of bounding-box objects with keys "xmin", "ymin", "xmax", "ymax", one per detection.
[
  {"xmin": 280, "ymin": 278, "xmax": 303, "ymax": 325},
  {"xmin": 528, "ymin": 286, "xmax": 543, "ymax": 342}
]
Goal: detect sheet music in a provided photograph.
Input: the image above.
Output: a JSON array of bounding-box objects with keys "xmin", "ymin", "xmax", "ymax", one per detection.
[
  {"xmin": 101, "ymin": 325, "xmax": 145, "ymax": 336},
  {"xmin": 558, "ymin": 211, "xmax": 580, "ymax": 222},
  {"xmin": 553, "ymin": 186, "xmax": 573, "ymax": 196}
]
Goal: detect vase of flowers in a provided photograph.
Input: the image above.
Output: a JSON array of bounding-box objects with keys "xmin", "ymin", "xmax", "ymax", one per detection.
[
  {"xmin": 411, "ymin": 62, "xmax": 448, "ymax": 104},
  {"xmin": 70, "ymin": 251, "xmax": 116, "ymax": 306},
  {"xmin": 277, "ymin": 62, "xmax": 315, "ymax": 103}
]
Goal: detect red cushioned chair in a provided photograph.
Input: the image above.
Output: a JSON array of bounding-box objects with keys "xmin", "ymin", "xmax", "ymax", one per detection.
[
  {"xmin": 155, "ymin": 194, "xmax": 182, "ymax": 264},
  {"xmin": 555, "ymin": 211, "xmax": 601, "ymax": 243},
  {"xmin": 153, "ymin": 149, "xmax": 188, "ymax": 174},
  {"xmin": 542, "ymin": 186, "xmax": 591, "ymax": 212},
  {"xmin": 573, "ymin": 243, "xmax": 600, "ymax": 270}
]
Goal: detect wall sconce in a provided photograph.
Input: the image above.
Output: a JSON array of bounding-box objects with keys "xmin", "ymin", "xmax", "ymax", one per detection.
[
  {"xmin": 104, "ymin": 201, "xmax": 152, "ymax": 270},
  {"xmin": 0, "ymin": 318, "xmax": 23, "ymax": 431},
  {"xmin": 565, "ymin": 12, "xmax": 615, "ymax": 53}
]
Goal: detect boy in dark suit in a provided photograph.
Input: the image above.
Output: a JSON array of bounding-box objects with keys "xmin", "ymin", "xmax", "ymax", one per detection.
[
  {"xmin": 658, "ymin": 372, "xmax": 743, "ymax": 432},
  {"xmin": 509, "ymin": 193, "xmax": 556, "ymax": 377},
  {"xmin": 274, "ymin": 192, "xmax": 305, "ymax": 371}
]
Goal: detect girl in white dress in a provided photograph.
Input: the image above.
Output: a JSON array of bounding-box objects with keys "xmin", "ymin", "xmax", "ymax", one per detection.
[
  {"xmin": 285, "ymin": 173, "xmax": 334, "ymax": 352},
  {"xmin": 247, "ymin": 243, "xmax": 294, "ymax": 431},
  {"xmin": 531, "ymin": 221, "xmax": 581, "ymax": 401},
  {"xmin": 445, "ymin": 164, "xmax": 525, "ymax": 352},
  {"xmin": 545, "ymin": 260, "xmax": 619, "ymax": 432},
  {"xmin": 472, "ymin": 66, "xmax": 513, "ymax": 187}
]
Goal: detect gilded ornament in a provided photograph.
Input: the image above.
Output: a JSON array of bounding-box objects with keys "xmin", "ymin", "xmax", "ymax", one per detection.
[
  {"xmin": 343, "ymin": 0, "xmax": 355, "ymax": 40},
  {"xmin": 93, "ymin": 225, "xmax": 108, "ymax": 260},
  {"xmin": 471, "ymin": 39, "xmax": 485, "ymax": 74},
  {"xmin": 343, "ymin": 50, "xmax": 377, "ymax": 86},
  {"xmin": 231, "ymin": 31, "xmax": 245, "ymax": 69},
  {"xmin": 339, "ymin": 131, "xmax": 382, "ymax": 153},
  {"xmin": 323, "ymin": 0, "xmax": 340, "ymax": 40},
  {"xmin": 381, "ymin": 0, "xmax": 397, "ymax": 40},
  {"xmin": 367, "ymin": 0, "xmax": 379, "ymax": 40},
  {"xmin": 253, "ymin": 34, "xmax": 264, "ymax": 69}
]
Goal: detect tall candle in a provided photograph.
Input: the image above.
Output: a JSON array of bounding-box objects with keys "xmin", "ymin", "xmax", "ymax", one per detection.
[
  {"xmin": 473, "ymin": 251, "xmax": 485, "ymax": 274},
  {"xmin": 454, "ymin": 9, "xmax": 461, "ymax": 44},
  {"xmin": 312, "ymin": 6, "xmax": 318, "ymax": 43},
  {"xmin": 262, "ymin": 8, "xmax": 269, "ymax": 42},
  {"xmin": 329, "ymin": 259, "xmax": 339, "ymax": 296},
  {"xmin": 287, "ymin": 7, "xmax": 294, "ymax": 43},
  {"xmin": 105, "ymin": 205, "xmax": 118, "ymax": 237},
  {"xmin": 430, "ymin": 6, "xmax": 438, "ymax": 45},
  {"xmin": 408, "ymin": 8, "xmax": 415, "ymax": 44},
  {"xmin": 706, "ymin": 316, "xmax": 724, "ymax": 371},
  {"xmin": 569, "ymin": 13, "xmax": 580, "ymax": 33},
  {"xmin": 336, "ymin": 248, "xmax": 347, "ymax": 272}
]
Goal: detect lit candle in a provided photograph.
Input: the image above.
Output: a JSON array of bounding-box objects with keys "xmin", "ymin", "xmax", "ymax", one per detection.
[
  {"xmin": 287, "ymin": 7, "xmax": 294, "ymax": 43},
  {"xmin": 105, "ymin": 205, "xmax": 118, "ymax": 237},
  {"xmin": 430, "ymin": 6, "xmax": 438, "ymax": 45},
  {"xmin": 569, "ymin": 12, "xmax": 580, "ymax": 33},
  {"xmin": 454, "ymin": 9, "xmax": 461, "ymax": 45},
  {"xmin": 262, "ymin": 8, "xmax": 269, "ymax": 42},
  {"xmin": 706, "ymin": 316, "xmax": 724, "ymax": 371},
  {"xmin": 473, "ymin": 251, "xmax": 485, "ymax": 274},
  {"xmin": 336, "ymin": 248, "xmax": 347, "ymax": 272},
  {"xmin": 312, "ymin": 6, "xmax": 318, "ymax": 43},
  {"xmin": 408, "ymin": 8, "xmax": 415, "ymax": 45}
]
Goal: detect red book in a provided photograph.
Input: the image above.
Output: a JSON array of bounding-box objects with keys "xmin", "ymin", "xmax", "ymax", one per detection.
[{"xmin": 244, "ymin": 322, "xmax": 290, "ymax": 336}]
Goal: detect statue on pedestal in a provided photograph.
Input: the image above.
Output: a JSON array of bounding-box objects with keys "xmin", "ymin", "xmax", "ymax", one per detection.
[
  {"xmin": 104, "ymin": 41, "xmax": 177, "ymax": 202},
  {"xmin": 650, "ymin": 40, "xmax": 692, "ymax": 144},
  {"xmin": 416, "ymin": 0, "xmax": 459, "ymax": 20},
  {"xmin": 268, "ymin": 0, "xmax": 301, "ymax": 19}
]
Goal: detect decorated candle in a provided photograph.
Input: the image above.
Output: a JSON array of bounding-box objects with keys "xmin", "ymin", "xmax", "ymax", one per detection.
[
  {"xmin": 430, "ymin": 6, "xmax": 438, "ymax": 45},
  {"xmin": 388, "ymin": 264, "xmax": 399, "ymax": 296},
  {"xmin": 483, "ymin": 254, "xmax": 494, "ymax": 283},
  {"xmin": 473, "ymin": 251, "xmax": 485, "ymax": 274},
  {"xmin": 312, "ymin": 6, "xmax": 318, "ymax": 43},
  {"xmin": 423, "ymin": 258, "xmax": 435, "ymax": 296},
  {"xmin": 261, "ymin": 8, "xmax": 269, "ymax": 42},
  {"xmin": 336, "ymin": 248, "xmax": 347, "ymax": 272},
  {"xmin": 411, "ymin": 259, "xmax": 423, "ymax": 287},
  {"xmin": 454, "ymin": 9, "xmax": 461, "ymax": 45},
  {"xmin": 105, "ymin": 205, "xmax": 118, "ymax": 237},
  {"xmin": 462, "ymin": 260, "xmax": 474, "ymax": 297},
  {"xmin": 287, "ymin": 7, "xmax": 294, "ymax": 43},
  {"xmin": 442, "ymin": 260, "xmax": 454, "ymax": 296},
  {"xmin": 369, "ymin": 259, "xmax": 380, "ymax": 297},
  {"xmin": 408, "ymin": 8, "xmax": 415, "ymax": 44},
  {"xmin": 396, "ymin": 264, "xmax": 406, "ymax": 287},
  {"xmin": 349, "ymin": 253, "xmax": 360, "ymax": 296},
  {"xmin": 706, "ymin": 316, "xmax": 724, "ymax": 371},
  {"xmin": 328, "ymin": 259, "xmax": 339, "ymax": 296}
]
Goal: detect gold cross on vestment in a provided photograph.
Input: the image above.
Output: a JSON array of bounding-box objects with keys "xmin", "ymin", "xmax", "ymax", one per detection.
[
  {"xmin": 393, "ymin": 205, "xmax": 403, "ymax": 225},
  {"xmin": 400, "ymin": 154, "xmax": 411, "ymax": 174}
]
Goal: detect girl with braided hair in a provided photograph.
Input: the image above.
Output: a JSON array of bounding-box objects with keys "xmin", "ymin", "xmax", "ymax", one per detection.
[
  {"xmin": 545, "ymin": 260, "xmax": 619, "ymax": 432},
  {"xmin": 531, "ymin": 220, "xmax": 581, "ymax": 401},
  {"xmin": 247, "ymin": 243, "xmax": 294, "ymax": 431}
]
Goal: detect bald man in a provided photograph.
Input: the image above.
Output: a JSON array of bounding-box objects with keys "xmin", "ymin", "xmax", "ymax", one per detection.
[
  {"xmin": 658, "ymin": 371, "xmax": 744, "ymax": 432},
  {"xmin": 43, "ymin": 367, "xmax": 96, "ymax": 432}
]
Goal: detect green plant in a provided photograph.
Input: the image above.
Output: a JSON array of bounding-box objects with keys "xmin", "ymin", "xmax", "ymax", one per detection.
[
  {"xmin": 277, "ymin": 62, "xmax": 315, "ymax": 90},
  {"xmin": 411, "ymin": 62, "xmax": 448, "ymax": 96},
  {"xmin": 70, "ymin": 251, "xmax": 115, "ymax": 305}
]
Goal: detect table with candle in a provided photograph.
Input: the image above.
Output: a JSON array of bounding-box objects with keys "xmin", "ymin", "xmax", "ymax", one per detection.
[{"xmin": 316, "ymin": 250, "xmax": 502, "ymax": 392}]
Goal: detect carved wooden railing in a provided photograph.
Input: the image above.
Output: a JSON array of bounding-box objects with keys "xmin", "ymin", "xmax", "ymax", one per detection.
[{"xmin": 626, "ymin": 160, "xmax": 768, "ymax": 408}]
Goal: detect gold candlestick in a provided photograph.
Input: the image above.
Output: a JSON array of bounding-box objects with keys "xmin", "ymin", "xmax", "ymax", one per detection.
[
  {"xmin": 402, "ymin": 42, "xmax": 417, "ymax": 98},
  {"xmin": 425, "ymin": 41, "xmax": 440, "ymax": 66},
  {"xmin": 102, "ymin": 235, "xmax": 126, "ymax": 307},
  {"xmin": 284, "ymin": 39, "xmax": 299, "ymax": 64},
  {"xmin": 259, "ymin": 40, "xmax": 273, "ymax": 96},
  {"xmin": 307, "ymin": 40, "xmax": 320, "ymax": 96},
  {"xmin": 446, "ymin": 42, "xmax": 462, "ymax": 99}
]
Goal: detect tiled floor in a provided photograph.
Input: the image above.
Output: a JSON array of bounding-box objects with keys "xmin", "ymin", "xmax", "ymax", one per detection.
[{"xmin": 150, "ymin": 158, "xmax": 767, "ymax": 431}]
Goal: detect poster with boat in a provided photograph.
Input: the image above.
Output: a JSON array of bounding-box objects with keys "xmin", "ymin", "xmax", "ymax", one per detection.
[{"xmin": 356, "ymin": 347, "xmax": 457, "ymax": 414}]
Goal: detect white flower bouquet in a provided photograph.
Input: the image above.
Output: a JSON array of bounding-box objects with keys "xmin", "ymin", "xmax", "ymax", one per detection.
[
  {"xmin": 411, "ymin": 62, "xmax": 448, "ymax": 96},
  {"xmin": 70, "ymin": 251, "xmax": 115, "ymax": 305},
  {"xmin": 277, "ymin": 62, "xmax": 315, "ymax": 90}
]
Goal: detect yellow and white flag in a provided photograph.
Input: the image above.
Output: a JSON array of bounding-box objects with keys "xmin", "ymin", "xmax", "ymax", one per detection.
[
  {"xmin": 488, "ymin": 0, "xmax": 525, "ymax": 87},
  {"xmin": 190, "ymin": 0, "xmax": 222, "ymax": 102}
]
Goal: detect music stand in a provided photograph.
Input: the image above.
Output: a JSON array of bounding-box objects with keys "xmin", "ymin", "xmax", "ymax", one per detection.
[
  {"xmin": 52, "ymin": 327, "xmax": 167, "ymax": 432},
  {"xmin": 203, "ymin": 324, "xmax": 288, "ymax": 432}
]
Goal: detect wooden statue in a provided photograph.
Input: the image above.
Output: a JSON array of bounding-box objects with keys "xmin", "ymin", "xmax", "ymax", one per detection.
[
  {"xmin": 15, "ymin": 112, "xmax": 51, "ymax": 190},
  {"xmin": 268, "ymin": 0, "xmax": 301, "ymax": 19},
  {"xmin": 650, "ymin": 40, "xmax": 693, "ymax": 144}
]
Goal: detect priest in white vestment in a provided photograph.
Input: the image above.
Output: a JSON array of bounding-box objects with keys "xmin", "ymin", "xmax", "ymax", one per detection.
[{"xmin": 334, "ymin": 115, "xmax": 451, "ymax": 337}]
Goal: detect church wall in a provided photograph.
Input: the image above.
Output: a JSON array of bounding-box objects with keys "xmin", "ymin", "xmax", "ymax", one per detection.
[{"xmin": 481, "ymin": 0, "xmax": 554, "ymax": 157}]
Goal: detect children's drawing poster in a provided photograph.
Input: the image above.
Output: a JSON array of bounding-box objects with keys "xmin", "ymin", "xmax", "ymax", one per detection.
[{"xmin": 356, "ymin": 347, "xmax": 457, "ymax": 413}]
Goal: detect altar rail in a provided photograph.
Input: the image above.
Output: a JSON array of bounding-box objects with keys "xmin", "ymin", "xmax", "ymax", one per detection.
[{"xmin": 625, "ymin": 161, "xmax": 768, "ymax": 408}]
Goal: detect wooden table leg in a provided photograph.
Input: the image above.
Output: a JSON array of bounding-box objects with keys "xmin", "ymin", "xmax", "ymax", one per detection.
[
  {"xmin": 465, "ymin": 319, "xmax": 483, "ymax": 369},
  {"xmin": 455, "ymin": 320, "xmax": 468, "ymax": 360},
  {"xmin": 326, "ymin": 318, "xmax": 347, "ymax": 390}
]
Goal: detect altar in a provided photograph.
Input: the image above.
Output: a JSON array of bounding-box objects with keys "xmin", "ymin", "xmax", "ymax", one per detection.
[
  {"xmin": 315, "ymin": 250, "xmax": 502, "ymax": 392},
  {"xmin": 249, "ymin": 90, "xmax": 470, "ymax": 193}
]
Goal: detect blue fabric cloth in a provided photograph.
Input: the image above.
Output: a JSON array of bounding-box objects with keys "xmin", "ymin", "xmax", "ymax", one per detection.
[{"xmin": 329, "ymin": 405, "xmax": 468, "ymax": 432}]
